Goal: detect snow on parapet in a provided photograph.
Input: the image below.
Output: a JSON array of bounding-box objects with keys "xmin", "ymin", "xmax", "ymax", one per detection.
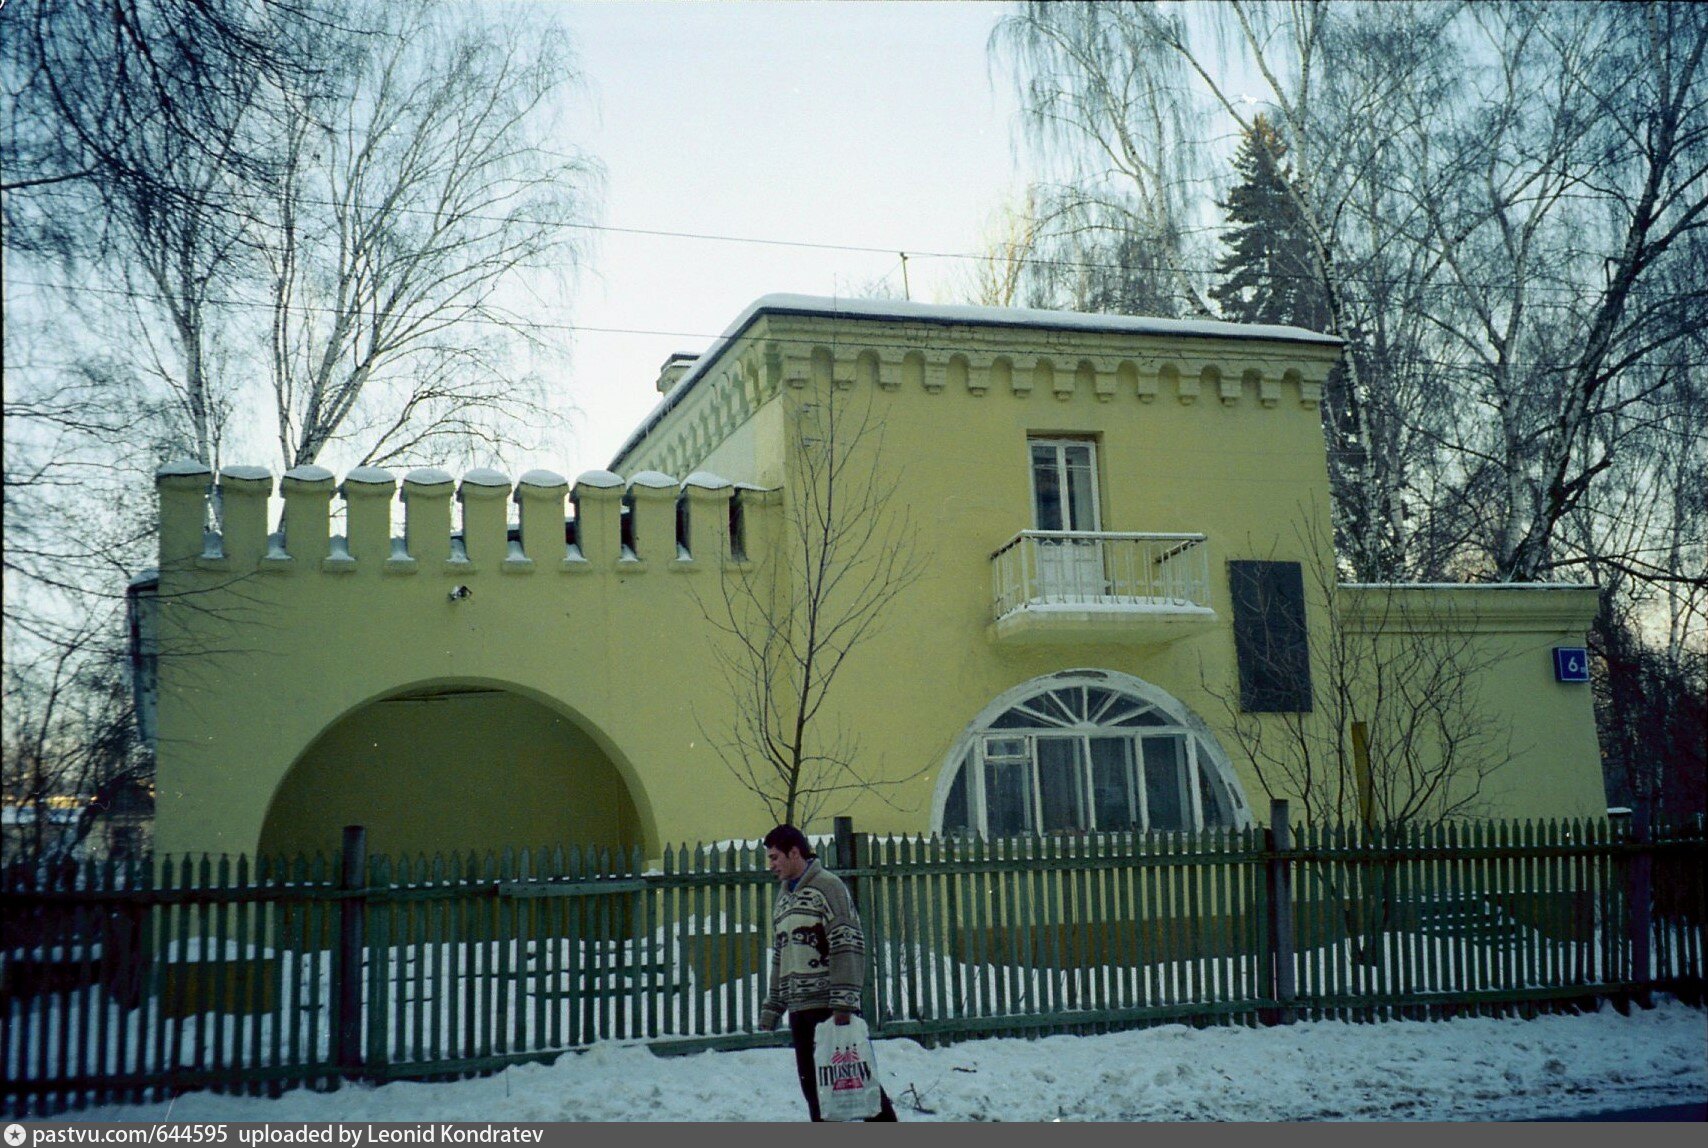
[
  {"xmin": 343, "ymin": 466, "xmax": 395, "ymax": 486},
  {"xmin": 518, "ymin": 470, "xmax": 569, "ymax": 489},
  {"xmin": 403, "ymin": 467, "xmax": 453, "ymax": 488},
  {"xmin": 154, "ymin": 464, "xmax": 760, "ymax": 577}
]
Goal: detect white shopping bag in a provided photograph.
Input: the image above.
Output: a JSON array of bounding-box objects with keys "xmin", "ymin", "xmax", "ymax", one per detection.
[{"xmin": 813, "ymin": 1015, "xmax": 884, "ymax": 1121}]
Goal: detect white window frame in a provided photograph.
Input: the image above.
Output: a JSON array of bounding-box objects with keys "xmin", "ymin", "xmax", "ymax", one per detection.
[
  {"xmin": 936, "ymin": 672, "xmax": 1249, "ymax": 838},
  {"xmin": 1027, "ymin": 437, "xmax": 1102, "ymax": 533}
]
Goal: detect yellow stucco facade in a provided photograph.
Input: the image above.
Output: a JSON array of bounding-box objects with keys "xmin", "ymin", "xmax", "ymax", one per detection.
[{"xmin": 144, "ymin": 296, "xmax": 1607, "ymax": 862}]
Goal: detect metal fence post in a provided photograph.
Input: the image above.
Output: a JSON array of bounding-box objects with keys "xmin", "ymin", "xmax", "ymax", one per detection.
[
  {"xmin": 335, "ymin": 825, "xmax": 367, "ymax": 1081},
  {"xmin": 1267, "ymin": 800, "xmax": 1297, "ymax": 1025},
  {"xmin": 1629, "ymin": 806, "xmax": 1652, "ymax": 1009}
]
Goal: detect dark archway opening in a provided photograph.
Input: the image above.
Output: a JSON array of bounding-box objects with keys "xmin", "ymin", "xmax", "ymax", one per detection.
[{"xmin": 260, "ymin": 685, "xmax": 641, "ymax": 861}]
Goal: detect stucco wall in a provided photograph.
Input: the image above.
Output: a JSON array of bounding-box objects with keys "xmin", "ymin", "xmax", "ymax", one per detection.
[
  {"xmin": 149, "ymin": 304, "xmax": 1608, "ymax": 863},
  {"xmin": 1333, "ymin": 584, "xmax": 1606, "ymax": 819}
]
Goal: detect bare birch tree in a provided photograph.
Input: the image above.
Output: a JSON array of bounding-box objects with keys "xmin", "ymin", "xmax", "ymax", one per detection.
[
  {"xmin": 2, "ymin": 0, "xmax": 332, "ymax": 468},
  {"xmin": 989, "ymin": 1, "xmax": 1216, "ymax": 317},
  {"xmin": 2, "ymin": 0, "xmax": 602, "ymax": 861},
  {"xmin": 264, "ymin": 4, "xmax": 597, "ymax": 470},
  {"xmin": 1408, "ymin": 2, "xmax": 1708, "ymax": 585},
  {"xmin": 991, "ymin": 1, "xmax": 1462, "ymax": 578},
  {"xmin": 958, "ymin": 192, "xmax": 1047, "ymax": 308},
  {"xmin": 1570, "ymin": 361, "xmax": 1708, "ymax": 822}
]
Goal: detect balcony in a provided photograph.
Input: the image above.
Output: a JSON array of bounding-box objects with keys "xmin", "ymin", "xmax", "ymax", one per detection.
[{"xmin": 990, "ymin": 531, "xmax": 1217, "ymax": 645}]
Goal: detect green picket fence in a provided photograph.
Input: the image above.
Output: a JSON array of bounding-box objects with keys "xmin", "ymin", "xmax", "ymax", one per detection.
[{"xmin": 4, "ymin": 812, "xmax": 1703, "ymax": 1116}]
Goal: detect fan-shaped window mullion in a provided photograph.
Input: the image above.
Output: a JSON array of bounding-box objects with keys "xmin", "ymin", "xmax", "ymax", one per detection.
[
  {"xmin": 1103, "ymin": 701, "xmax": 1148, "ymax": 724},
  {"xmin": 1112, "ymin": 706, "xmax": 1168, "ymax": 727},
  {"xmin": 1022, "ymin": 700, "xmax": 1069, "ymax": 727},
  {"xmin": 1041, "ymin": 688, "xmax": 1080, "ymax": 725}
]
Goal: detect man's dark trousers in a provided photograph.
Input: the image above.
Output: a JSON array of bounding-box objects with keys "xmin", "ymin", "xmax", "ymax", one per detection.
[{"xmin": 787, "ymin": 1009, "xmax": 899, "ymax": 1121}]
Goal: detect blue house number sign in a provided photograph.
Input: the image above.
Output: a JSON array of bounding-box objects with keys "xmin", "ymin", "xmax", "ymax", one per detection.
[{"xmin": 1553, "ymin": 647, "xmax": 1590, "ymax": 683}]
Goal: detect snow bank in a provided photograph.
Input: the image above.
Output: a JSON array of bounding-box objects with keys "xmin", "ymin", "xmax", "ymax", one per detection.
[{"xmin": 45, "ymin": 999, "xmax": 1706, "ymax": 1123}]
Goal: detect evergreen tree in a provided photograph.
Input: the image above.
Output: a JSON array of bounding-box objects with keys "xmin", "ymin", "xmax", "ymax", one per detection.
[{"xmin": 1212, "ymin": 116, "xmax": 1329, "ymax": 330}]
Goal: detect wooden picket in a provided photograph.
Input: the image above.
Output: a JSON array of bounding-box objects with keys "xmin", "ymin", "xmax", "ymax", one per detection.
[{"xmin": 4, "ymin": 813, "xmax": 1703, "ymax": 1114}]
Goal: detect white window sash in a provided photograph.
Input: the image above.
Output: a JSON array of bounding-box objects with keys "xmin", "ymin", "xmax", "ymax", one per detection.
[
  {"xmin": 1080, "ymin": 734, "xmax": 1095, "ymax": 831},
  {"xmin": 952, "ymin": 683, "xmax": 1238, "ymax": 837},
  {"xmin": 1186, "ymin": 736, "xmax": 1205, "ymax": 831},
  {"xmin": 1029, "ymin": 437, "xmax": 1102, "ymax": 533}
]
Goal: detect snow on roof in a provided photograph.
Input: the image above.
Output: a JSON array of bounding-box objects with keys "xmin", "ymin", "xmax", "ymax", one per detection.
[
  {"xmin": 220, "ymin": 465, "xmax": 273, "ymax": 482},
  {"xmin": 611, "ymin": 294, "xmax": 1344, "ymax": 468},
  {"xmin": 156, "ymin": 458, "xmax": 211, "ymax": 478},
  {"xmin": 283, "ymin": 465, "xmax": 335, "ymax": 483},
  {"xmin": 460, "ymin": 468, "xmax": 511, "ymax": 488},
  {"xmin": 748, "ymin": 293, "xmax": 1345, "ymax": 345},
  {"xmin": 627, "ymin": 470, "xmax": 676, "ymax": 490},
  {"xmin": 682, "ymin": 471, "xmax": 733, "ymax": 490}
]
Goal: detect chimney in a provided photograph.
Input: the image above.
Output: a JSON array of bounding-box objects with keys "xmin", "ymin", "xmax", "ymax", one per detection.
[{"xmin": 656, "ymin": 352, "xmax": 699, "ymax": 394}]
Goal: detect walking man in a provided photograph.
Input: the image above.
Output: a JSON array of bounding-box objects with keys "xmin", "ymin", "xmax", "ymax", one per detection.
[{"xmin": 757, "ymin": 824, "xmax": 898, "ymax": 1121}]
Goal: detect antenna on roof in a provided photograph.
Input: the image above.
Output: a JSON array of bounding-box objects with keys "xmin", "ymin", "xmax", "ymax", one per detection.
[{"xmin": 899, "ymin": 252, "xmax": 911, "ymax": 301}]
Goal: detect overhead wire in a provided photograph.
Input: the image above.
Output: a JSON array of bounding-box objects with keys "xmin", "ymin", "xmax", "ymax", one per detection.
[
  {"xmin": 7, "ymin": 275, "xmax": 1703, "ymax": 376},
  {"xmin": 8, "ymin": 182, "xmax": 1678, "ymax": 301}
]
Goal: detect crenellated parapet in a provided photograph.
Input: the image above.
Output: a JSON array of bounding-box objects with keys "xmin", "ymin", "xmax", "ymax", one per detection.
[
  {"xmin": 155, "ymin": 461, "xmax": 778, "ymax": 580},
  {"xmin": 772, "ymin": 341, "xmax": 1328, "ymax": 409}
]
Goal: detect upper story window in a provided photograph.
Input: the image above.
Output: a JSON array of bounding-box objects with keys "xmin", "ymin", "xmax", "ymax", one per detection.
[
  {"xmin": 938, "ymin": 672, "xmax": 1251, "ymax": 838},
  {"xmin": 1029, "ymin": 438, "xmax": 1104, "ymax": 599},
  {"xmin": 1029, "ymin": 438, "xmax": 1100, "ymax": 533}
]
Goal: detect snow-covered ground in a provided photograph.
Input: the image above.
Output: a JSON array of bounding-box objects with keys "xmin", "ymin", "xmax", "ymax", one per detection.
[{"xmin": 50, "ymin": 998, "xmax": 1706, "ymax": 1122}]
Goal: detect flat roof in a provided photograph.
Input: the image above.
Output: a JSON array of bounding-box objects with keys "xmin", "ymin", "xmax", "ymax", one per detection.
[{"xmin": 611, "ymin": 294, "xmax": 1344, "ymax": 469}]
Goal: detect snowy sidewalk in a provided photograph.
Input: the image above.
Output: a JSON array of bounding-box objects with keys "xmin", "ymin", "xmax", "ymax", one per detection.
[{"xmin": 47, "ymin": 999, "xmax": 1707, "ymax": 1123}]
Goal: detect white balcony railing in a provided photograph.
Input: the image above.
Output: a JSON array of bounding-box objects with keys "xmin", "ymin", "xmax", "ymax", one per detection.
[{"xmin": 991, "ymin": 531, "xmax": 1212, "ymax": 624}]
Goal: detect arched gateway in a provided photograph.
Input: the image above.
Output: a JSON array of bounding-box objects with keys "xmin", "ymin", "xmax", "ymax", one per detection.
[{"xmin": 259, "ymin": 683, "xmax": 642, "ymax": 861}]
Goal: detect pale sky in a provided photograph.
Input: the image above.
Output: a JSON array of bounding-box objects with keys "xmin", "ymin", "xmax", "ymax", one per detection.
[{"xmin": 529, "ymin": 0, "xmax": 1026, "ymax": 474}]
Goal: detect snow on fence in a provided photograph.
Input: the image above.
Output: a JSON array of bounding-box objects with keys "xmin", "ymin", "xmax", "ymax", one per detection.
[{"xmin": 3, "ymin": 809, "xmax": 1703, "ymax": 1117}]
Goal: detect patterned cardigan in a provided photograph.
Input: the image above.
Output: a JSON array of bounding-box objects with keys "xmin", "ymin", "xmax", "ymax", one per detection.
[{"xmin": 758, "ymin": 860, "xmax": 865, "ymax": 1029}]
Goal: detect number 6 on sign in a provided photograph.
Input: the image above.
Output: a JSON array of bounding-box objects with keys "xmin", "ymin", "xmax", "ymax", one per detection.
[{"xmin": 1553, "ymin": 646, "xmax": 1589, "ymax": 683}]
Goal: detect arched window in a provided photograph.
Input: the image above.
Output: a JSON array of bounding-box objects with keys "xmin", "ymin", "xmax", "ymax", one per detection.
[{"xmin": 937, "ymin": 671, "xmax": 1250, "ymax": 837}]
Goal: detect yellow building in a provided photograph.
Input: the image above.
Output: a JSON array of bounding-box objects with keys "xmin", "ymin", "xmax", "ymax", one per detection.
[{"xmin": 139, "ymin": 296, "xmax": 1606, "ymax": 862}]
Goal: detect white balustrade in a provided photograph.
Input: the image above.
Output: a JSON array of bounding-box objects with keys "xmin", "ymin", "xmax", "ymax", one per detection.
[{"xmin": 991, "ymin": 531, "xmax": 1211, "ymax": 622}]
